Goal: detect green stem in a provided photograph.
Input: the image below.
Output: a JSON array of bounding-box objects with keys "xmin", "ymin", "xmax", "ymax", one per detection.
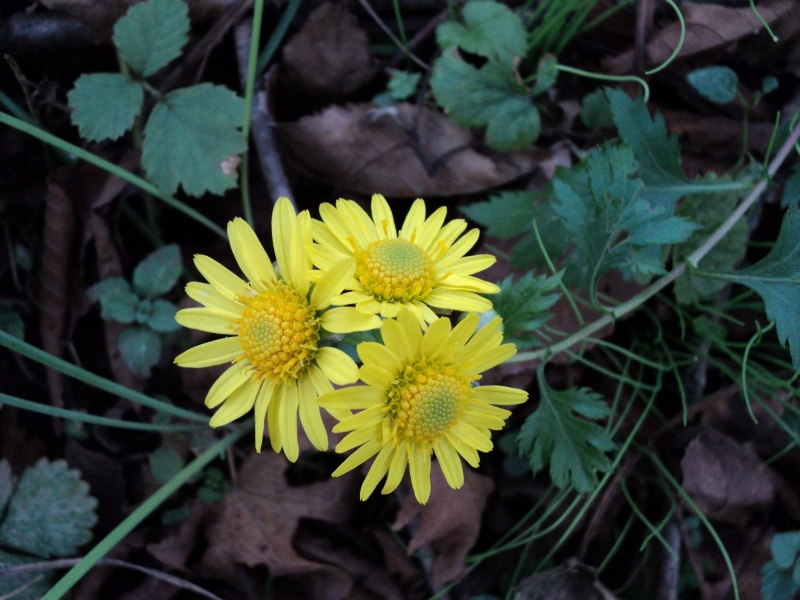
[
  {"xmin": 643, "ymin": 0, "xmax": 685, "ymax": 75},
  {"xmin": 256, "ymin": 0, "xmax": 303, "ymax": 75},
  {"xmin": 41, "ymin": 428, "xmax": 246, "ymax": 600},
  {"xmin": 0, "ymin": 329, "xmax": 208, "ymax": 424},
  {"xmin": 741, "ymin": 320, "xmax": 775, "ymax": 424},
  {"xmin": 533, "ymin": 218, "xmax": 582, "ymax": 326},
  {"xmin": 555, "ymin": 64, "xmax": 650, "ymax": 103},
  {"xmin": 241, "ymin": 0, "xmax": 266, "ymax": 227},
  {"xmin": 509, "ymin": 118, "xmax": 800, "ymax": 365},
  {"xmin": 0, "ymin": 112, "xmax": 227, "ymax": 240},
  {"xmin": 0, "ymin": 392, "xmax": 206, "ymax": 432},
  {"xmin": 749, "ymin": 0, "xmax": 778, "ymax": 42}
]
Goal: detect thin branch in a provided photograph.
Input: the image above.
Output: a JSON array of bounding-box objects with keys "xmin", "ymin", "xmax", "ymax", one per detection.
[{"xmin": 355, "ymin": 0, "xmax": 429, "ymax": 70}]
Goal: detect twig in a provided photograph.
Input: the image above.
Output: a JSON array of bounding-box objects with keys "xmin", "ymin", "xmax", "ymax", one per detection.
[
  {"xmin": 356, "ymin": 0, "xmax": 430, "ymax": 70},
  {"xmin": 633, "ymin": 0, "xmax": 654, "ymax": 75},
  {"xmin": 0, "ymin": 558, "xmax": 223, "ymax": 600},
  {"xmin": 389, "ymin": 8, "xmax": 448, "ymax": 68},
  {"xmin": 510, "ymin": 118, "xmax": 800, "ymax": 364}
]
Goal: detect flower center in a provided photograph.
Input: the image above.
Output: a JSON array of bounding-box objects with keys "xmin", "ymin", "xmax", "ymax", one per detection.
[
  {"xmin": 386, "ymin": 359, "xmax": 471, "ymax": 444},
  {"xmin": 355, "ymin": 238, "xmax": 434, "ymax": 303},
  {"xmin": 237, "ymin": 281, "xmax": 320, "ymax": 383}
]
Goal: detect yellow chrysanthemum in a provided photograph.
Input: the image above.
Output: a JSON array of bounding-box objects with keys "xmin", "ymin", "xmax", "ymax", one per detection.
[
  {"xmin": 308, "ymin": 195, "xmax": 500, "ymax": 326},
  {"xmin": 173, "ymin": 198, "xmax": 382, "ymax": 460},
  {"xmin": 317, "ymin": 308, "xmax": 527, "ymax": 504}
]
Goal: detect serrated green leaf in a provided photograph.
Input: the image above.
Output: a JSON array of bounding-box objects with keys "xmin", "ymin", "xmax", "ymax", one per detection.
[
  {"xmin": 552, "ymin": 143, "xmax": 698, "ymax": 297},
  {"xmin": 113, "ymin": 0, "xmax": 190, "ymax": 77},
  {"xmin": 492, "ymin": 272, "xmax": 561, "ymax": 348},
  {"xmin": 781, "ymin": 164, "xmax": 800, "ymax": 209},
  {"xmin": 762, "ymin": 561, "xmax": 799, "ymax": 600},
  {"xmin": 724, "ymin": 208, "xmax": 800, "ymax": 370},
  {"xmin": 133, "ymin": 244, "xmax": 182, "ymax": 298},
  {"xmin": 0, "ymin": 460, "xmax": 14, "ymax": 515},
  {"xmin": 0, "ymin": 458, "xmax": 98, "ymax": 558},
  {"xmin": 149, "ymin": 448, "xmax": 185, "ymax": 485},
  {"xmin": 517, "ymin": 368, "xmax": 614, "ymax": 492},
  {"xmin": 686, "ymin": 66, "xmax": 738, "ymax": 104},
  {"xmin": 510, "ymin": 204, "xmax": 572, "ymax": 270},
  {"xmin": 87, "ymin": 278, "xmax": 138, "ymax": 324},
  {"xmin": 67, "ymin": 73, "xmax": 143, "ymax": 142},
  {"xmin": 0, "ymin": 549, "xmax": 54, "ymax": 600},
  {"xmin": 86, "ymin": 277, "xmax": 131, "ymax": 302},
  {"xmin": 674, "ymin": 177, "xmax": 748, "ymax": 304},
  {"xmin": 436, "ymin": 0, "xmax": 526, "ymax": 63},
  {"xmin": 0, "ymin": 301, "xmax": 24, "ymax": 340},
  {"xmin": 119, "ymin": 326, "xmax": 163, "ymax": 378},
  {"xmin": 462, "ymin": 191, "xmax": 538, "ymax": 238},
  {"xmin": 145, "ymin": 299, "xmax": 180, "ymax": 332},
  {"xmin": 142, "ymin": 84, "xmax": 247, "ymax": 196},
  {"xmin": 580, "ymin": 88, "xmax": 613, "ymax": 130},
  {"xmin": 431, "ymin": 51, "xmax": 540, "ymax": 152}
]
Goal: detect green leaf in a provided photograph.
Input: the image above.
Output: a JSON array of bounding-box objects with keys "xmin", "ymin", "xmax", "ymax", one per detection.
[
  {"xmin": 436, "ymin": 0, "xmax": 526, "ymax": 63},
  {"xmin": 387, "ymin": 70, "xmax": 421, "ymax": 100},
  {"xmin": 0, "ymin": 458, "xmax": 98, "ymax": 558},
  {"xmin": 431, "ymin": 51, "xmax": 540, "ymax": 152},
  {"xmin": 0, "ymin": 549, "xmax": 54, "ymax": 600},
  {"xmin": 511, "ymin": 204, "xmax": 572, "ymax": 270},
  {"xmin": 552, "ymin": 144, "xmax": 698, "ymax": 296},
  {"xmin": 462, "ymin": 191, "xmax": 538, "ymax": 238},
  {"xmin": 0, "ymin": 460, "xmax": 14, "ymax": 515},
  {"xmin": 762, "ymin": 561, "xmax": 799, "ymax": 600},
  {"xmin": 492, "ymin": 272, "xmax": 561, "ymax": 348},
  {"xmin": 781, "ymin": 164, "xmax": 800, "ymax": 209},
  {"xmin": 142, "ymin": 84, "xmax": 247, "ymax": 196},
  {"xmin": 133, "ymin": 244, "xmax": 183, "ymax": 298},
  {"xmin": 673, "ymin": 177, "xmax": 748, "ymax": 304},
  {"xmin": 119, "ymin": 326, "xmax": 163, "ymax": 378},
  {"xmin": 67, "ymin": 73, "xmax": 144, "ymax": 141},
  {"xmin": 0, "ymin": 301, "xmax": 24, "ymax": 339},
  {"xmin": 87, "ymin": 277, "xmax": 139, "ymax": 324},
  {"xmin": 517, "ymin": 369, "xmax": 614, "ymax": 492},
  {"xmin": 724, "ymin": 208, "xmax": 800, "ymax": 370},
  {"xmin": 530, "ymin": 54, "xmax": 557, "ymax": 97},
  {"xmin": 686, "ymin": 66, "xmax": 739, "ymax": 104},
  {"xmin": 580, "ymin": 88, "xmax": 614, "ymax": 131},
  {"xmin": 113, "ymin": 0, "xmax": 190, "ymax": 77},
  {"xmin": 149, "ymin": 448, "xmax": 185, "ymax": 485},
  {"xmin": 142, "ymin": 299, "xmax": 180, "ymax": 332},
  {"xmin": 763, "ymin": 75, "xmax": 779, "ymax": 95},
  {"xmin": 772, "ymin": 532, "xmax": 800, "ymax": 569}
]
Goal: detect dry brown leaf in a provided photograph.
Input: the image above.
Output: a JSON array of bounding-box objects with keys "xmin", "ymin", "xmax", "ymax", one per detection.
[
  {"xmin": 65, "ymin": 438, "xmax": 127, "ymax": 526},
  {"xmin": 604, "ymin": 0, "xmax": 796, "ymax": 74},
  {"xmin": 39, "ymin": 175, "xmax": 76, "ymax": 409},
  {"xmin": 393, "ymin": 467, "xmax": 494, "ymax": 588},
  {"xmin": 148, "ymin": 500, "xmax": 217, "ymax": 571},
  {"xmin": 282, "ymin": 1, "xmax": 379, "ymax": 99},
  {"xmin": 680, "ymin": 427, "xmax": 773, "ymax": 525},
  {"xmin": 514, "ymin": 562, "xmax": 612, "ymax": 600},
  {"xmin": 278, "ymin": 103, "xmax": 552, "ymax": 197},
  {"xmin": 200, "ymin": 452, "xmax": 354, "ymax": 598},
  {"xmin": 661, "ymin": 109, "xmax": 776, "ymax": 160}
]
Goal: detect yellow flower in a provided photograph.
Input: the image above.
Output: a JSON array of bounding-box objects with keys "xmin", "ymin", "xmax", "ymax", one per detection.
[
  {"xmin": 308, "ymin": 195, "xmax": 500, "ymax": 326},
  {"xmin": 173, "ymin": 198, "xmax": 381, "ymax": 460},
  {"xmin": 317, "ymin": 308, "xmax": 527, "ymax": 504}
]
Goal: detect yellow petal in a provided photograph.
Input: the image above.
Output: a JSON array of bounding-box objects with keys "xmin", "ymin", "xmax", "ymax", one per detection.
[
  {"xmin": 436, "ymin": 228, "xmax": 480, "ymax": 269},
  {"xmin": 445, "ymin": 431, "xmax": 480, "ymax": 467},
  {"xmin": 316, "ymin": 346, "xmax": 358, "ymax": 385},
  {"xmin": 438, "ymin": 274, "xmax": 501, "ymax": 294},
  {"xmin": 317, "ymin": 385, "xmax": 384, "ymax": 409},
  {"xmin": 397, "ymin": 308, "xmax": 423, "ymax": 351},
  {"xmin": 338, "ymin": 199, "xmax": 379, "ymax": 245},
  {"xmin": 174, "ymin": 336, "xmax": 242, "ymax": 368},
  {"xmin": 461, "ymin": 410, "xmax": 506, "ymax": 430},
  {"xmin": 331, "ymin": 437, "xmax": 382, "ymax": 477},
  {"xmin": 227, "ymin": 218, "xmax": 276, "ymax": 289},
  {"xmin": 415, "ymin": 206, "xmax": 447, "ymax": 251},
  {"xmin": 310, "ymin": 258, "xmax": 356, "ymax": 310},
  {"xmin": 320, "ymin": 307, "xmax": 382, "ymax": 333},
  {"xmin": 309, "ymin": 241, "xmax": 349, "ymax": 271},
  {"xmin": 336, "ymin": 422, "xmax": 382, "ymax": 453},
  {"xmin": 332, "ymin": 291, "xmax": 373, "ymax": 305},
  {"xmin": 311, "ymin": 218, "xmax": 352, "ymax": 256},
  {"xmin": 472, "ymin": 385, "xmax": 528, "ymax": 405},
  {"xmin": 399, "ymin": 199, "xmax": 426, "ymax": 241},
  {"xmin": 380, "ymin": 318, "xmax": 415, "ymax": 365},
  {"xmin": 379, "ymin": 301, "xmax": 402, "ymax": 319},
  {"xmin": 461, "ymin": 344, "xmax": 517, "ymax": 375},
  {"xmin": 371, "ymin": 194, "xmax": 397, "ymax": 239},
  {"xmin": 272, "ymin": 197, "xmax": 297, "ymax": 287},
  {"xmin": 413, "ymin": 301, "xmax": 438, "ymax": 325},
  {"xmin": 408, "ymin": 444, "xmax": 431, "ymax": 504},
  {"xmin": 175, "ymin": 308, "xmax": 237, "ymax": 335},
  {"xmin": 358, "ymin": 363, "xmax": 394, "ymax": 390},
  {"xmin": 431, "ymin": 219, "xmax": 468, "ymax": 251},
  {"xmin": 185, "ymin": 282, "xmax": 244, "ymax": 315},
  {"xmin": 253, "ymin": 383, "xmax": 275, "ymax": 453},
  {"xmin": 209, "ymin": 379, "xmax": 259, "ymax": 427},
  {"xmin": 454, "ymin": 317, "xmax": 504, "ymax": 364},
  {"xmin": 445, "ymin": 254, "xmax": 496, "ymax": 276},
  {"xmin": 426, "ymin": 289, "xmax": 492, "ymax": 313},
  {"xmin": 451, "ymin": 421, "xmax": 493, "ymax": 453},
  {"xmin": 358, "ymin": 341, "xmax": 402, "ymax": 373},
  {"xmin": 279, "ymin": 382, "xmax": 300, "ymax": 462},
  {"xmin": 194, "ymin": 255, "xmax": 248, "ymax": 300},
  {"xmin": 205, "ymin": 363, "xmax": 249, "ymax": 408},
  {"xmin": 297, "ymin": 373, "xmax": 327, "ymax": 451},
  {"xmin": 320, "ymin": 202, "xmax": 360, "ymax": 250},
  {"xmin": 360, "ymin": 442, "xmax": 395, "ymax": 500},
  {"xmin": 434, "ymin": 438, "xmax": 464, "ymax": 489},
  {"xmin": 355, "ymin": 298, "xmax": 382, "ymax": 314},
  {"xmin": 382, "ymin": 440, "xmax": 408, "ymax": 494},
  {"xmin": 421, "ymin": 317, "xmax": 451, "ymax": 359},
  {"xmin": 332, "ymin": 405, "xmax": 385, "ymax": 433},
  {"xmin": 464, "ymin": 400, "xmax": 513, "ymax": 420},
  {"xmin": 308, "ymin": 365, "xmax": 350, "ymax": 421},
  {"xmin": 268, "ymin": 384, "xmax": 282, "ymax": 452}
]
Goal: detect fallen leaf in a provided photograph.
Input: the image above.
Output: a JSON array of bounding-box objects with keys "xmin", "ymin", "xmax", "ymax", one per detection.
[
  {"xmin": 604, "ymin": 0, "xmax": 796, "ymax": 74},
  {"xmin": 282, "ymin": 1, "xmax": 379, "ymax": 100},
  {"xmin": 393, "ymin": 467, "xmax": 494, "ymax": 588},
  {"xmin": 278, "ymin": 103, "xmax": 554, "ymax": 197},
  {"xmin": 65, "ymin": 438, "xmax": 127, "ymax": 528},
  {"xmin": 514, "ymin": 561, "xmax": 612, "ymax": 600},
  {"xmin": 681, "ymin": 426, "xmax": 773, "ymax": 525},
  {"xmin": 661, "ymin": 109, "xmax": 776, "ymax": 160},
  {"xmin": 148, "ymin": 500, "xmax": 216, "ymax": 571},
  {"xmin": 200, "ymin": 452, "xmax": 355, "ymax": 598}
]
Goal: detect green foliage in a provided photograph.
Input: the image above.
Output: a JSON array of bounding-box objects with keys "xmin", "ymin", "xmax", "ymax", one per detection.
[
  {"xmin": 150, "ymin": 447, "xmax": 186, "ymax": 485},
  {"xmin": 724, "ymin": 208, "xmax": 800, "ymax": 370},
  {"xmin": 142, "ymin": 84, "xmax": 246, "ymax": 195},
  {"xmin": 762, "ymin": 531, "xmax": 800, "ymax": 600},
  {"xmin": 686, "ymin": 66, "xmax": 739, "ymax": 105},
  {"xmin": 781, "ymin": 164, "xmax": 800, "ymax": 209},
  {"xmin": 373, "ymin": 70, "xmax": 421, "ymax": 105},
  {"xmin": 197, "ymin": 467, "xmax": 231, "ymax": 502},
  {"xmin": 580, "ymin": 88, "xmax": 613, "ymax": 131},
  {"xmin": 436, "ymin": 0, "xmax": 527, "ymax": 63},
  {"xmin": 88, "ymin": 277, "xmax": 139, "ymax": 323},
  {"xmin": 552, "ymin": 144, "xmax": 697, "ymax": 299},
  {"xmin": 0, "ymin": 458, "xmax": 98, "ymax": 558},
  {"xmin": 0, "ymin": 549, "xmax": 54, "ymax": 600},
  {"xmin": 431, "ymin": 52, "xmax": 540, "ymax": 152},
  {"xmin": 462, "ymin": 191, "xmax": 539, "ymax": 239},
  {"xmin": 140, "ymin": 299, "xmax": 182, "ymax": 332},
  {"xmin": 492, "ymin": 272, "xmax": 562, "ymax": 348},
  {"xmin": 0, "ymin": 300, "xmax": 24, "ymax": 339},
  {"xmin": 673, "ymin": 179, "xmax": 748, "ymax": 304},
  {"xmin": 112, "ymin": 0, "xmax": 190, "ymax": 78},
  {"xmin": 67, "ymin": 73, "xmax": 144, "ymax": 141},
  {"xmin": 119, "ymin": 326, "xmax": 163, "ymax": 378},
  {"xmin": 517, "ymin": 367, "xmax": 614, "ymax": 492},
  {"xmin": 133, "ymin": 244, "xmax": 183, "ymax": 298}
]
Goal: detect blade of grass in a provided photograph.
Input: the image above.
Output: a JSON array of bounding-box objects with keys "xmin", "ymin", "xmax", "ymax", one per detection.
[
  {"xmin": 0, "ymin": 329, "xmax": 208, "ymax": 424},
  {"xmin": 41, "ymin": 428, "xmax": 246, "ymax": 600},
  {"xmin": 256, "ymin": 0, "xmax": 303, "ymax": 75}
]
